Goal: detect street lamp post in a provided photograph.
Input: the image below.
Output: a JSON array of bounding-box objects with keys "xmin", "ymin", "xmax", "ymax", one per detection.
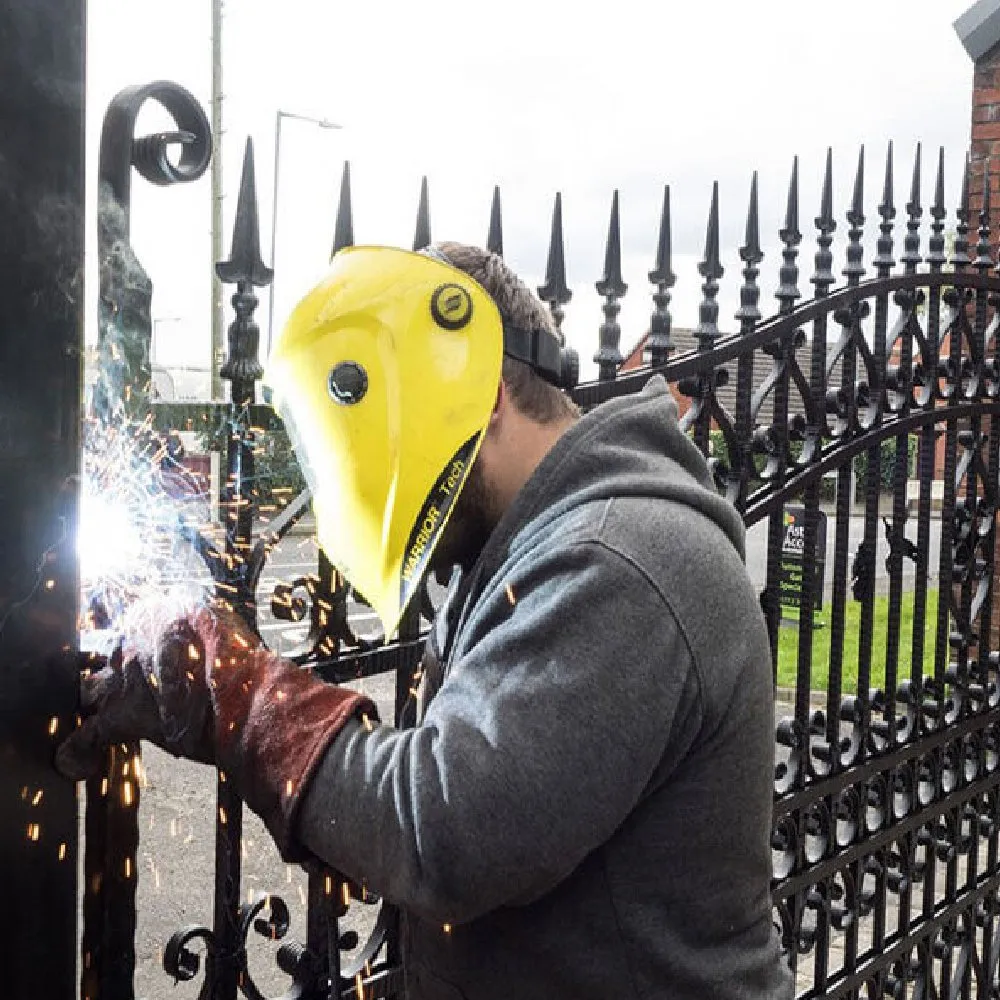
[{"xmin": 267, "ymin": 110, "xmax": 340, "ymax": 359}]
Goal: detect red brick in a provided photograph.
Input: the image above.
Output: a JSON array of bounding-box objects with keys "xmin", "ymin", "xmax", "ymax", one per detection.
[
  {"xmin": 974, "ymin": 87, "xmax": 1000, "ymax": 106},
  {"xmin": 975, "ymin": 103, "xmax": 1000, "ymax": 124},
  {"xmin": 973, "ymin": 122, "xmax": 1000, "ymax": 141}
]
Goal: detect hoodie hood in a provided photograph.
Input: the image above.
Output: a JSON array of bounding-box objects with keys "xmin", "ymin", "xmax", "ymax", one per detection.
[{"xmin": 476, "ymin": 375, "xmax": 745, "ymax": 584}]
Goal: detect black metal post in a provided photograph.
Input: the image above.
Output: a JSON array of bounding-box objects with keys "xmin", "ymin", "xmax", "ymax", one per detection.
[{"xmin": 0, "ymin": 3, "xmax": 85, "ymax": 997}]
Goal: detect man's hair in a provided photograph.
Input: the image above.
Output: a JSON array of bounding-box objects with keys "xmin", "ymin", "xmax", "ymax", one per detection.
[{"xmin": 434, "ymin": 241, "xmax": 579, "ymax": 424}]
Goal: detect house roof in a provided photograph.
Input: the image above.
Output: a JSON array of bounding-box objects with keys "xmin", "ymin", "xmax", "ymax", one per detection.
[
  {"xmin": 622, "ymin": 328, "xmax": 813, "ymax": 419},
  {"xmin": 955, "ymin": 0, "xmax": 1000, "ymax": 62}
]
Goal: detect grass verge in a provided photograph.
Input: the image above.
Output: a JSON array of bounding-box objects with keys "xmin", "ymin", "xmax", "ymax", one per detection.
[{"xmin": 776, "ymin": 588, "xmax": 941, "ymax": 693}]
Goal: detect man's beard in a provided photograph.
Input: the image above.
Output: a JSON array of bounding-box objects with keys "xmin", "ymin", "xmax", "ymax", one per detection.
[{"xmin": 430, "ymin": 457, "xmax": 495, "ymax": 578}]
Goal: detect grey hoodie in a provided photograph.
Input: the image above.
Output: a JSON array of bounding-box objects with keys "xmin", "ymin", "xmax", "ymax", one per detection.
[{"xmin": 297, "ymin": 376, "xmax": 793, "ymax": 999}]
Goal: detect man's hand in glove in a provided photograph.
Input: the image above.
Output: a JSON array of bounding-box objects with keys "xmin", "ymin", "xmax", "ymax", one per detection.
[{"xmin": 56, "ymin": 600, "xmax": 376, "ymax": 859}]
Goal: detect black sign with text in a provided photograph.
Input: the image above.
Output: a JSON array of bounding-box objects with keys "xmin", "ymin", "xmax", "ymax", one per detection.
[{"xmin": 779, "ymin": 505, "xmax": 827, "ymax": 613}]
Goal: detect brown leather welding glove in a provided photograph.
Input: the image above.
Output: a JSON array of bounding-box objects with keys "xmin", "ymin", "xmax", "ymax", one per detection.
[
  {"xmin": 193, "ymin": 606, "xmax": 377, "ymax": 859},
  {"xmin": 55, "ymin": 617, "xmax": 218, "ymax": 777},
  {"xmin": 58, "ymin": 602, "xmax": 376, "ymax": 860}
]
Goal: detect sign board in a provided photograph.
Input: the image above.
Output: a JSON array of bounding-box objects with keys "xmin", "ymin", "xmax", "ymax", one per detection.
[{"xmin": 779, "ymin": 505, "xmax": 827, "ymax": 615}]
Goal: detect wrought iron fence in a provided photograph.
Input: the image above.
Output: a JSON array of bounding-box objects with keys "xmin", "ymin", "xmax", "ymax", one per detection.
[{"xmin": 76, "ymin": 79, "xmax": 1000, "ymax": 1000}]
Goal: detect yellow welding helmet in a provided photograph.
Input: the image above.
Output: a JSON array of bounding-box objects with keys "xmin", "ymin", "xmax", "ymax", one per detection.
[{"xmin": 265, "ymin": 245, "xmax": 504, "ymax": 637}]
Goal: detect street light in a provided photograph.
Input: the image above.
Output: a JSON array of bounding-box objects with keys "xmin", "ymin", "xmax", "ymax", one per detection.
[{"xmin": 267, "ymin": 109, "xmax": 341, "ymax": 358}]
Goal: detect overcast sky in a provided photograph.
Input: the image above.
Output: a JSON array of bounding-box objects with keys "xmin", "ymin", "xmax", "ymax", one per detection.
[{"xmin": 87, "ymin": 0, "xmax": 977, "ymax": 384}]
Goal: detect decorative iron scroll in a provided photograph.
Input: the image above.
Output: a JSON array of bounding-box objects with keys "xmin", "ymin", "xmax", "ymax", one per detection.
[{"xmin": 86, "ymin": 79, "xmax": 1000, "ymax": 999}]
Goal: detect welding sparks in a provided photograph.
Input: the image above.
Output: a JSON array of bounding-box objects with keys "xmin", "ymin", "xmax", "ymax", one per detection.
[{"xmin": 78, "ymin": 413, "xmax": 211, "ymax": 639}]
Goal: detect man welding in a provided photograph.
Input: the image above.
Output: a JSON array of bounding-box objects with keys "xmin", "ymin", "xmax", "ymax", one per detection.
[{"xmin": 59, "ymin": 241, "xmax": 792, "ymax": 999}]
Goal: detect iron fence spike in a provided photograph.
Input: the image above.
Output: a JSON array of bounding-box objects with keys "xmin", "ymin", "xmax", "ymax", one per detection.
[
  {"xmin": 849, "ymin": 145, "xmax": 865, "ymax": 225},
  {"xmin": 537, "ymin": 192, "xmax": 571, "ymax": 330},
  {"xmin": 648, "ymin": 185, "xmax": 675, "ymax": 366},
  {"xmin": 928, "ymin": 148, "xmax": 947, "ymax": 272},
  {"xmin": 412, "ymin": 176, "xmax": 431, "ymax": 251},
  {"xmin": 908, "ymin": 142, "xmax": 922, "ymax": 215},
  {"xmin": 817, "ymin": 147, "xmax": 835, "ymax": 232},
  {"xmin": 975, "ymin": 158, "xmax": 993, "ymax": 271},
  {"xmin": 813, "ymin": 152, "xmax": 836, "ymax": 290},
  {"xmin": 696, "ymin": 181, "xmax": 724, "ymax": 345},
  {"xmin": 743, "ymin": 171, "xmax": 762, "ymax": 261},
  {"xmin": 330, "ymin": 161, "xmax": 354, "ymax": 260},
  {"xmin": 781, "ymin": 156, "xmax": 800, "ymax": 243},
  {"xmin": 595, "ymin": 190, "xmax": 626, "ymax": 378},
  {"xmin": 952, "ymin": 154, "xmax": 971, "ymax": 270},
  {"xmin": 699, "ymin": 181, "xmax": 724, "ymax": 280},
  {"xmin": 902, "ymin": 143, "xmax": 922, "ymax": 273},
  {"xmin": 874, "ymin": 142, "xmax": 896, "ymax": 275},
  {"xmin": 932, "ymin": 147, "xmax": 946, "ymax": 220},
  {"xmin": 777, "ymin": 164, "xmax": 801, "ymax": 311},
  {"xmin": 487, "ymin": 186, "xmax": 503, "ymax": 257},
  {"xmin": 216, "ymin": 137, "xmax": 273, "ymax": 288},
  {"xmin": 880, "ymin": 141, "xmax": 896, "ymax": 218},
  {"xmin": 538, "ymin": 192, "xmax": 573, "ymax": 320},
  {"xmin": 596, "ymin": 190, "xmax": 627, "ymax": 298},
  {"xmin": 648, "ymin": 185, "xmax": 675, "ymax": 286},
  {"xmin": 737, "ymin": 171, "xmax": 763, "ymax": 327}
]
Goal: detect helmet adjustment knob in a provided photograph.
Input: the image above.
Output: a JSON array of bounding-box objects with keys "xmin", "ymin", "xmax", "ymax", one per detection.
[
  {"xmin": 430, "ymin": 283, "xmax": 474, "ymax": 330},
  {"xmin": 328, "ymin": 361, "xmax": 368, "ymax": 405}
]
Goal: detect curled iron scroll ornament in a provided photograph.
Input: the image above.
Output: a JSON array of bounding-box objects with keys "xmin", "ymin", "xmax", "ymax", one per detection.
[{"xmin": 99, "ymin": 81, "xmax": 212, "ymax": 226}]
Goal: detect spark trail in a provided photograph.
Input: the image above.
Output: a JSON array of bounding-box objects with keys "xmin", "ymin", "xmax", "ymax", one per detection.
[{"xmin": 79, "ymin": 412, "xmax": 211, "ymax": 637}]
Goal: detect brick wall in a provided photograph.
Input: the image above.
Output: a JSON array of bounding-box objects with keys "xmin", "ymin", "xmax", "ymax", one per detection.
[{"xmin": 968, "ymin": 42, "xmax": 1000, "ymax": 652}]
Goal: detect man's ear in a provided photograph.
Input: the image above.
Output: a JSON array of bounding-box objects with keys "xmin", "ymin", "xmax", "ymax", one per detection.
[{"xmin": 486, "ymin": 378, "xmax": 508, "ymax": 434}]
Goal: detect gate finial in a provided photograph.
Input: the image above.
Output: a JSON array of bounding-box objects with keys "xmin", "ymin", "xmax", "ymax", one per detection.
[
  {"xmin": 874, "ymin": 142, "xmax": 895, "ymax": 276},
  {"xmin": 975, "ymin": 159, "xmax": 993, "ymax": 272},
  {"xmin": 648, "ymin": 185, "xmax": 675, "ymax": 366},
  {"xmin": 812, "ymin": 148, "xmax": 836, "ymax": 293},
  {"xmin": 412, "ymin": 176, "xmax": 431, "ymax": 251},
  {"xmin": 487, "ymin": 186, "xmax": 504, "ymax": 257},
  {"xmin": 216, "ymin": 138, "xmax": 273, "ymax": 289},
  {"xmin": 902, "ymin": 144, "xmax": 922, "ymax": 274},
  {"xmin": 844, "ymin": 146, "xmax": 866, "ymax": 285},
  {"xmin": 595, "ymin": 190, "xmax": 627, "ymax": 379},
  {"xmin": 736, "ymin": 172, "xmax": 762, "ymax": 332},
  {"xmin": 537, "ymin": 192, "xmax": 571, "ymax": 331},
  {"xmin": 952, "ymin": 154, "xmax": 971, "ymax": 270},
  {"xmin": 330, "ymin": 161, "xmax": 354, "ymax": 260},
  {"xmin": 775, "ymin": 157, "xmax": 801, "ymax": 313},
  {"xmin": 928, "ymin": 148, "xmax": 947, "ymax": 273},
  {"xmin": 696, "ymin": 181, "xmax": 724, "ymax": 347},
  {"xmin": 217, "ymin": 138, "xmax": 272, "ymax": 394}
]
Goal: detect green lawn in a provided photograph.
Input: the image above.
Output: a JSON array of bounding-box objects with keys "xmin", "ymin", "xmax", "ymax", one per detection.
[{"xmin": 776, "ymin": 588, "xmax": 941, "ymax": 693}]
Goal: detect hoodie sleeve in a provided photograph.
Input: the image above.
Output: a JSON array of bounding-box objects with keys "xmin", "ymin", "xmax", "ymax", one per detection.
[{"xmin": 294, "ymin": 535, "xmax": 703, "ymax": 925}]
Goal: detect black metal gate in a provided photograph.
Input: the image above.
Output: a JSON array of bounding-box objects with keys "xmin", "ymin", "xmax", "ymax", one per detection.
[{"xmin": 5, "ymin": 37, "xmax": 1000, "ymax": 999}]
